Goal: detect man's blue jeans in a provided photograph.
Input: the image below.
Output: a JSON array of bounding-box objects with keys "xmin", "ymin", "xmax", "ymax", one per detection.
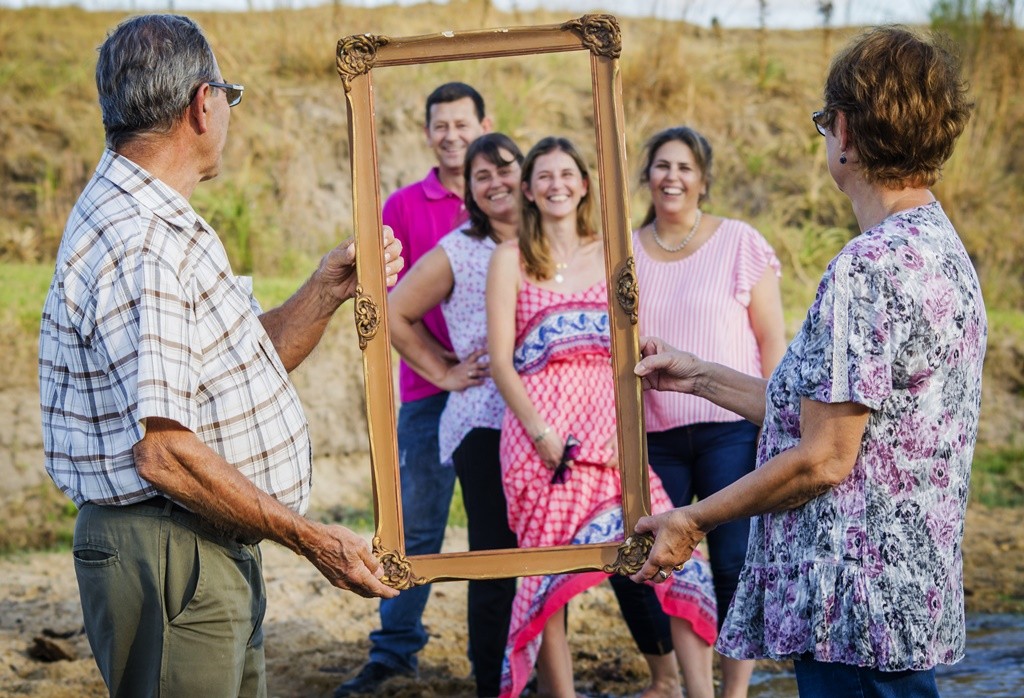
[
  {"xmin": 368, "ymin": 392, "xmax": 455, "ymax": 673},
  {"xmin": 794, "ymin": 656, "xmax": 939, "ymax": 698}
]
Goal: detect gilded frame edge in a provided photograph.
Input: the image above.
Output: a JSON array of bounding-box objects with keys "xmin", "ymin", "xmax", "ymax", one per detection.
[{"xmin": 337, "ymin": 14, "xmax": 652, "ymax": 587}]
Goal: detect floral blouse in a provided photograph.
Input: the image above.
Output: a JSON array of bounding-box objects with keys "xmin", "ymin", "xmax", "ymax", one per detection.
[
  {"xmin": 436, "ymin": 227, "xmax": 506, "ymax": 465},
  {"xmin": 717, "ymin": 202, "xmax": 987, "ymax": 670}
]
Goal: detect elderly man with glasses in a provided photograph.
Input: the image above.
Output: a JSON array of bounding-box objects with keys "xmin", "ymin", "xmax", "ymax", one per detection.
[{"xmin": 39, "ymin": 14, "xmax": 403, "ymax": 697}]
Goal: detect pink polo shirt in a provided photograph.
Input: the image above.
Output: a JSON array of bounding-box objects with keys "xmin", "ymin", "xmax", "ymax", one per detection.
[{"xmin": 383, "ymin": 167, "xmax": 468, "ymax": 402}]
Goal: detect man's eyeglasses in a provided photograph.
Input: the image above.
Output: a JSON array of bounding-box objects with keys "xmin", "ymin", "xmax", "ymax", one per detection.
[
  {"xmin": 812, "ymin": 110, "xmax": 830, "ymax": 137},
  {"xmin": 208, "ymin": 81, "xmax": 245, "ymax": 107}
]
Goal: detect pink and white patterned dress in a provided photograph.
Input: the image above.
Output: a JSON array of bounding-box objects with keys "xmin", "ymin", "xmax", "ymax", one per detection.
[{"xmin": 498, "ymin": 275, "xmax": 717, "ymax": 697}]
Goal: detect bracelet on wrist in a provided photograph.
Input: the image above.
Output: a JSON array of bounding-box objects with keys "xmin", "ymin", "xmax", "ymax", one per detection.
[{"xmin": 532, "ymin": 426, "xmax": 552, "ymax": 444}]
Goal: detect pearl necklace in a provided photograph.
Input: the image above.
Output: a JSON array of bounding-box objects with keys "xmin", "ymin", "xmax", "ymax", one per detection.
[{"xmin": 651, "ymin": 209, "xmax": 702, "ymax": 253}]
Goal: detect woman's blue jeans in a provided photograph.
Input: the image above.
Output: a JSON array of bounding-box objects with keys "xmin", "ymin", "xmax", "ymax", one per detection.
[
  {"xmin": 647, "ymin": 420, "xmax": 759, "ymax": 629},
  {"xmin": 794, "ymin": 656, "xmax": 939, "ymax": 698}
]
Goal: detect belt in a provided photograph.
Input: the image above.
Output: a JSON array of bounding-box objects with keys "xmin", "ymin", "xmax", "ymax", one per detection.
[{"xmin": 132, "ymin": 497, "xmax": 263, "ymax": 547}]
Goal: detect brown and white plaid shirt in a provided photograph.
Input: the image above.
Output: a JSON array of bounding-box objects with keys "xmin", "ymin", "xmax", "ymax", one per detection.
[{"xmin": 39, "ymin": 150, "xmax": 312, "ymax": 513}]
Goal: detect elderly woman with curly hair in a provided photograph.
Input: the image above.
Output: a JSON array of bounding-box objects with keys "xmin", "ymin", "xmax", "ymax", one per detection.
[{"xmin": 631, "ymin": 26, "xmax": 984, "ymax": 698}]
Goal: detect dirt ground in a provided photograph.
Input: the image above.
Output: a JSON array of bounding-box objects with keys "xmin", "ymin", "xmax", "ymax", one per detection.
[{"xmin": 1, "ymin": 471, "xmax": 1021, "ymax": 698}]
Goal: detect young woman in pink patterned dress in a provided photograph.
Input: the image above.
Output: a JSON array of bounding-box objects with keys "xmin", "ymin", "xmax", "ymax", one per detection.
[{"xmin": 487, "ymin": 137, "xmax": 718, "ymax": 698}]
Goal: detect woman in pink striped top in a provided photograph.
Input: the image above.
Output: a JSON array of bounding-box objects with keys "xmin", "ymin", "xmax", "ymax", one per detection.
[{"xmin": 633, "ymin": 126, "xmax": 787, "ymax": 698}]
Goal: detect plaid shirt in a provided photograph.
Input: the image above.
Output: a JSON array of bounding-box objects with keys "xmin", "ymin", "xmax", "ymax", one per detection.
[{"xmin": 39, "ymin": 150, "xmax": 312, "ymax": 513}]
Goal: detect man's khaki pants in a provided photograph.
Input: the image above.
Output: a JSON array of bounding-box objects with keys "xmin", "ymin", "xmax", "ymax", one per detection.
[{"xmin": 73, "ymin": 499, "xmax": 267, "ymax": 697}]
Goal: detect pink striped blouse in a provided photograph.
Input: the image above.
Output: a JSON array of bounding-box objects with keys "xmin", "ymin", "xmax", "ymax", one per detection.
[{"xmin": 634, "ymin": 219, "xmax": 781, "ymax": 430}]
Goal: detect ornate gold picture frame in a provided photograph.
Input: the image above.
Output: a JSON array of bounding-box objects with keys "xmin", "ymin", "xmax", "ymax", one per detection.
[{"xmin": 337, "ymin": 14, "xmax": 653, "ymax": 589}]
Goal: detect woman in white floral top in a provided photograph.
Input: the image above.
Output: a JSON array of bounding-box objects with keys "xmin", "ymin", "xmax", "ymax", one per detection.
[
  {"xmin": 629, "ymin": 26, "xmax": 984, "ymax": 698},
  {"xmin": 388, "ymin": 133, "xmax": 523, "ymax": 697}
]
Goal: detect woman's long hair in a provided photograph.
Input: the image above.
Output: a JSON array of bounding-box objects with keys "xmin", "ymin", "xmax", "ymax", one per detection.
[
  {"xmin": 462, "ymin": 133, "xmax": 524, "ymax": 242},
  {"xmin": 518, "ymin": 137, "xmax": 597, "ymax": 280},
  {"xmin": 637, "ymin": 126, "xmax": 713, "ymax": 227}
]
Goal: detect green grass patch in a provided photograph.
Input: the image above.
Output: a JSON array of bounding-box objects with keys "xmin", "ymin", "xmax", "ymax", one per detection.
[
  {"xmin": 448, "ymin": 480, "xmax": 468, "ymax": 528},
  {"xmin": 0, "ymin": 264, "xmax": 313, "ymax": 330},
  {"xmin": 0, "ymin": 262, "xmax": 53, "ymax": 332},
  {"xmin": 252, "ymin": 274, "xmax": 306, "ymax": 310},
  {"xmin": 314, "ymin": 479, "xmax": 468, "ymax": 534},
  {"xmin": 971, "ymin": 446, "xmax": 1024, "ymax": 508},
  {"xmin": 987, "ymin": 308, "xmax": 1024, "ymax": 338},
  {"xmin": 0, "ymin": 482, "xmax": 78, "ymax": 557},
  {"xmin": 314, "ymin": 503, "xmax": 376, "ymax": 532}
]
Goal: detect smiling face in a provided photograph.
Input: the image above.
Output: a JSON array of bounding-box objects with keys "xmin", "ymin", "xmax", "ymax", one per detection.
[
  {"xmin": 522, "ymin": 148, "xmax": 588, "ymax": 222},
  {"xmin": 469, "ymin": 148, "xmax": 521, "ymax": 224},
  {"xmin": 425, "ymin": 96, "xmax": 488, "ymax": 175},
  {"xmin": 646, "ymin": 139, "xmax": 706, "ymax": 216}
]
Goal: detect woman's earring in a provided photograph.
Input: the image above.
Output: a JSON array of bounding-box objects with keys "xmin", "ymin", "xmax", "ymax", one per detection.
[{"xmin": 839, "ymin": 152, "xmax": 848, "ymax": 165}]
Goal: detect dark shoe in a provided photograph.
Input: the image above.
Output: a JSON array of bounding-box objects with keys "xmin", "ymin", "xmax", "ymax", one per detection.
[{"xmin": 333, "ymin": 661, "xmax": 413, "ymax": 697}]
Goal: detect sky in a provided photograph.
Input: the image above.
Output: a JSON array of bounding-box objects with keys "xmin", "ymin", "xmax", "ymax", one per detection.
[{"xmin": 0, "ymin": 0, "xmax": 942, "ymax": 29}]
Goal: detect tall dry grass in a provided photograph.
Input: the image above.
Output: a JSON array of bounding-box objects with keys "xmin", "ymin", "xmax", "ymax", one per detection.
[
  {"xmin": 0, "ymin": 1, "xmax": 1020, "ymax": 496},
  {"xmin": 1, "ymin": 4, "xmax": 1020, "ymax": 302}
]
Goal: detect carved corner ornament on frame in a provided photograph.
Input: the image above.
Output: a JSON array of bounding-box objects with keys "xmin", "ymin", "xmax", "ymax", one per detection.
[
  {"xmin": 336, "ymin": 34, "xmax": 390, "ymax": 93},
  {"xmin": 337, "ymin": 14, "xmax": 656, "ymax": 588},
  {"xmin": 560, "ymin": 14, "xmax": 622, "ymax": 59}
]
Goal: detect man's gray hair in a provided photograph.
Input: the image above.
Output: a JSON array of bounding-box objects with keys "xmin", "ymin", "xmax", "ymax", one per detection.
[{"xmin": 96, "ymin": 14, "xmax": 217, "ymax": 150}]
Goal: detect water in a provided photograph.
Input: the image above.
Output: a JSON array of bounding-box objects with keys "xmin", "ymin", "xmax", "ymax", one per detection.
[
  {"xmin": 748, "ymin": 614, "xmax": 1024, "ymax": 697},
  {"xmin": 936, "ymin": 614, "xmax": 1024, "ymax": 697}
]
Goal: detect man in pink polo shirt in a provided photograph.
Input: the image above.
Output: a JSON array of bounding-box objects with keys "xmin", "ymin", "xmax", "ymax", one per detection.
[{"xmin": 335, "ymin": 82, "xmax": 491, "ymax": 697}]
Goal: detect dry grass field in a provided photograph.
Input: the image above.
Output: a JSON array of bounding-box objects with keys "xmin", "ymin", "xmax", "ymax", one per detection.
[{"xmin": 2, "ymin": 2, "xmax": 1022, "ymax": 300}]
